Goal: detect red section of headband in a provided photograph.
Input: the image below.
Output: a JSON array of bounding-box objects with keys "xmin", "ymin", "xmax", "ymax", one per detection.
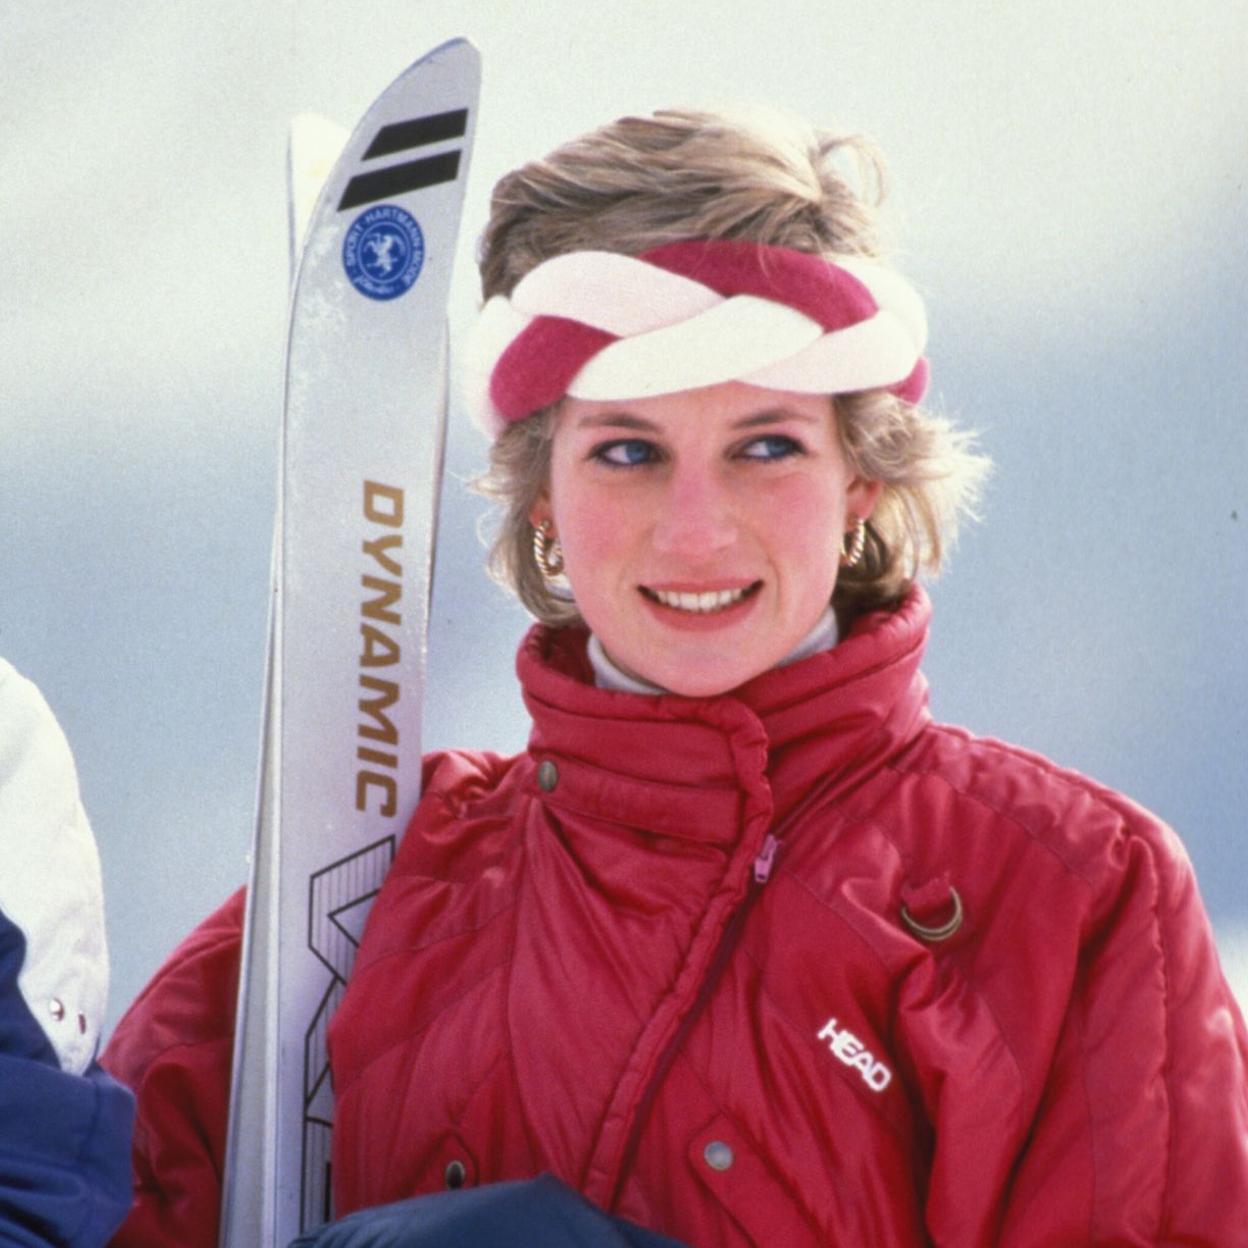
[
  {"xmin": 488, "ymin": 240, "xmax": 910, "ymax": 422},
  {"xmin": 491, "ymin": 317, "xmax": 617, "ymax": 422},
  {"xmin": 893, "ymin": 357, "xmax": 929, "ymax": 405},
  {"xmin": 643, "ymin": 240, "xmax": 878, "ymax": 332}
]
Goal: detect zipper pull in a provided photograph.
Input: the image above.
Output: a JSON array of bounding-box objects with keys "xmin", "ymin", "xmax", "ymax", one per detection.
[{"xmin": 753, "ymin": 833, "xmax": 780, "ymax": 884}]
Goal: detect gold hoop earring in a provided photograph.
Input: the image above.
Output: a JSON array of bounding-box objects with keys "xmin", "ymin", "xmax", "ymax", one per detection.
[
  {"xmin": 840, "ymin": 519, "xmax": 867, "ymax": 569},
  {"xmin": 533, "ymin": 519, "xmax": 565, "ymax": 580}
]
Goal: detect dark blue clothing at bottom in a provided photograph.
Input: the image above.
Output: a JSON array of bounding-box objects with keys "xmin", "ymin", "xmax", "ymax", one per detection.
[
  {"xmin": 287, "ymin": 1175, "xmax": 691, "ymax": 1248},
  {"xmin": 0, "ymin": 910, "xmax": 134, "ymax": 1247}
]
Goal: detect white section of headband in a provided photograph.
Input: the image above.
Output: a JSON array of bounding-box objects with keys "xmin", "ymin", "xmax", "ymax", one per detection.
[
  {"xmin": 573, "ymin": 296, "xmax": 824, "ymax": 400},
  {"xmin": 512, "ymin": 250, "xmax": 723, "ymax": 334},
  {"xmin": 462, "ymin": 295, "xmax": 529, "ymax": 434},
  {"xmin": 743, "ymin": 311, "xmax": 920, "ymax": 394}
]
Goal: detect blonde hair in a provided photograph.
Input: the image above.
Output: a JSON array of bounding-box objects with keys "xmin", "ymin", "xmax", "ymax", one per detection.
[{"xmin": 475, "ymin": 107, "xmax": 989, "ymax": 624}]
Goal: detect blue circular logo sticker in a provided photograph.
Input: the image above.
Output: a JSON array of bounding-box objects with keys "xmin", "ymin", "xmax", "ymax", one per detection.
[{"xmin": 342, "ymin": 204, "xmax": 425, "ymax": 301}]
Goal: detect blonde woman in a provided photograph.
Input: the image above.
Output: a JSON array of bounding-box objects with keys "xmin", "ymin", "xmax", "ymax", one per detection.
[{"xmin": 104, "ymin": 109, "xmax": 1248, "ymax": 1247}]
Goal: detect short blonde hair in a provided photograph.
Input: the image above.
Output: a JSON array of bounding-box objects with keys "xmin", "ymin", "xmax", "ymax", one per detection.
[{"xmin": 475, "ymin": 107, "xmax": 989, "ymax": 624}]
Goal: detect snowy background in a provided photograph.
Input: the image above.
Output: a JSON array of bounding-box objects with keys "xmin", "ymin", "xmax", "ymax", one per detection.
[{"xmin": 2, "ymin": 0, "xmax": 1245, "ymax": 1029}]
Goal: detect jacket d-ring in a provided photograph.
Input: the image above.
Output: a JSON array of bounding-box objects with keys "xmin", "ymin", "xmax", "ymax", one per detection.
[{"xmin": 103, "ymin": 587, "xmax": 1248, "ymax": 1246}]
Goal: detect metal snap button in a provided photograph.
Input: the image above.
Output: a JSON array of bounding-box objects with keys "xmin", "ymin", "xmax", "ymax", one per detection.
[
  {"xmin": 703, "ymin": 1140, "xmax": 734, "ymax": 1171},
  {"xmin": 444, "ymin": 1159, "xmax": 467, "ymax": 1189},
  {"xmin": 48, "ymin": 998, "xmax": 65, "ymax": 1022},
  {"xmin": 537, "ymin": 760, "xmax": 559, "ymax": 792}
]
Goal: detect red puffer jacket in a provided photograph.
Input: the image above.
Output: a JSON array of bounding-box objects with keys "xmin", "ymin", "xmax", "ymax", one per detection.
[{"xmin": 104, "ymin": 588, "xmax": 1248, "ymax": 1246}]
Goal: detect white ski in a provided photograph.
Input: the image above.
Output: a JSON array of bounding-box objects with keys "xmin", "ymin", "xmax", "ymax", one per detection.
[{"xmin": 221, "ymin": 39, "xmax": 480, "ymax": 1248}]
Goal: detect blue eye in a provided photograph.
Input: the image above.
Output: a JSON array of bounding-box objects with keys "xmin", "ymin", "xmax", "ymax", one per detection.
[
  {"xmin": 740, "ymin": 434, "xmax": 802, "ymax": 461},
  {"xmin": 594, "ymin": 439, "xmax": 657, "ymax": 467}
]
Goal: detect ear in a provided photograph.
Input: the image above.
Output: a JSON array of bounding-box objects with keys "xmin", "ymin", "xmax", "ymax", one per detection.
[
  {"xmin": 528, "ymin": 490, "xmax": 552, "ymax": 531},
  {"xmin": 846, "ymin": 477, "xmax": 884, "ymax": 523}
]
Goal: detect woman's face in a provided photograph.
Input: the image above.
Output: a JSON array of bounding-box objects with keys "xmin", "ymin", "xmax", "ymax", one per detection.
[{"xmin": 534, "ymin": 380, "xmax": 882, "ymax": 697}]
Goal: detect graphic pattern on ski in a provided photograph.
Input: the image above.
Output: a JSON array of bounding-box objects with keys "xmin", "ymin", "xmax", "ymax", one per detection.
[
  {"xmin": 302, "ymin": 836, "xmax": 395, "ymax": 1230},
  {"xmin": 340, "ymin": 107, "xmax": 469, "ymax": 209}
]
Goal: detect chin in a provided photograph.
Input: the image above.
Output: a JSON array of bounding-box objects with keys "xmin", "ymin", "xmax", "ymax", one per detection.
[
  {"xmin": 669, "ymin": 681, "xmax": 745, "ymax": 698},
  {"xmin": 621, "ymin": 636, "xmax": 784, "ymax": 697},
  {"xmin": 649, "ymin": 663, "xmax": 761, "ymax": 699}
]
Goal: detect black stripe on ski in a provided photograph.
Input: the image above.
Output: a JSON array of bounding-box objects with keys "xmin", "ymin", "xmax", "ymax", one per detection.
[
  {"xmin": 338, "ymin": 151, "xmax": 462, "ymax": 211},
  {"xmin": 362, "ymin": 108, "xmax": 469, "ymax": 160}
]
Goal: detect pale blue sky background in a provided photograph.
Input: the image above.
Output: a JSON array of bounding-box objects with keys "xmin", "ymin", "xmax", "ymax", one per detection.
[{"xmin": 2, "ymin": 0, "xmax": 1245, "ymax": 1025}]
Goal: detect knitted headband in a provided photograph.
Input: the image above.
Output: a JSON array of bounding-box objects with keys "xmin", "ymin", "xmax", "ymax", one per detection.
[{"xmin": 465, "ymin": 239, "xmax": 929, "ymax": 436}]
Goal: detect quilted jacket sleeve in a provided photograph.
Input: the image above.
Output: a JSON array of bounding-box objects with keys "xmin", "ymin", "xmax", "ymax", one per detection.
[
  {"xmin": 998, "ymin": 818, "xmax": 1248, "ymax": 1245},
  {"xmin": 101, "ymin": 889, "xmax": 244, "ymax": 1248}
]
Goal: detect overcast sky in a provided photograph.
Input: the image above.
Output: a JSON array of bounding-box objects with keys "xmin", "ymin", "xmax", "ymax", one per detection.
[{"xmin": 2, "ymin": 0, "xmax": 1245, "ymax": 1024}]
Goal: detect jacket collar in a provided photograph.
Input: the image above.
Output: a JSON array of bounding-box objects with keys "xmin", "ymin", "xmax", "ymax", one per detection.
[{"xmin": 518, "ymin": 586, "xmax": 932, "ymax": 837}]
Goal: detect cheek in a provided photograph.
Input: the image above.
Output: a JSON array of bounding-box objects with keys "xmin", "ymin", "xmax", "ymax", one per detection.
[
  {"xmin": 552, "ymin": 477, "xmax": 634, "ymax": 568},
  {"xmin": 765, "ymin": 478, "xmax": 845, "ymax": 563}
]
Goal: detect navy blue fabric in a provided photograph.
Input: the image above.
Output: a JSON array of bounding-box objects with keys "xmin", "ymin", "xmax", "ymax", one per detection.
[
  {"xmin": 287, "ymin": 1175, "xmax": 691, "ymax": 1248},
  {"xmin": 0, "ymin": 914, "xmax": 59, "ymax": 1065},
  {"xmin": 0, "ymin": 909, "xmax": 134, "ymax": 1247}
]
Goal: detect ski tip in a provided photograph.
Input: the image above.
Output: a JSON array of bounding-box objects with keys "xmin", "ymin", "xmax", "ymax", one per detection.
[
  {"xmin": 288, "ymin": 114, "xmax": 351, "ymax": 266},
  {"xmin": 407, "ymin": 36, "xmax": 481, "ymax": 79},
  {"xmin": 423, "ymin": 35, "xmax": 480, "ymax": 60},
  {"xmin": 289, "ymin": 114, "xmax": 351, "ymax": 193}
]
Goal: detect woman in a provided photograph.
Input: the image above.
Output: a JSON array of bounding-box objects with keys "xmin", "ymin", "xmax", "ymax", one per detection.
[{"xmin": 103, "ymin": 108, "xmax": 1248, "ymax": 1246}]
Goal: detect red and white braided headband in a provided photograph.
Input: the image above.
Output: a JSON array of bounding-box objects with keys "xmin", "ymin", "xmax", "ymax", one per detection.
[{"xmin": 465, "ymin": 239, "xmax": 929, "ymax": 436}]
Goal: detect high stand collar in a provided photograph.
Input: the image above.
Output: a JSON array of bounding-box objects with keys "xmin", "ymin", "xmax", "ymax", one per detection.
[{"xmin": 519, "ymin": 585, "xmax": 933, "ymax": 838}]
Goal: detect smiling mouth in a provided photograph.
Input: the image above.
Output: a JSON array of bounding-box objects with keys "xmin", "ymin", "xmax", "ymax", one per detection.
[{"xmin": 639, "ymin": 582, "xmax": 762, "ymax": 614}]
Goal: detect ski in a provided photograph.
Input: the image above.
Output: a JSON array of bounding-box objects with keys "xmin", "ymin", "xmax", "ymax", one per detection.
[{"xmin": 221, "ymin": 39, "xmax": 480, "ymax": 1248}]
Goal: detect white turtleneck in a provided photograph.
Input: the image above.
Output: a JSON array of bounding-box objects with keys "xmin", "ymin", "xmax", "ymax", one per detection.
[{"xmin": 587, "ymin": 606, "xmax": 840, "ymax": 695}]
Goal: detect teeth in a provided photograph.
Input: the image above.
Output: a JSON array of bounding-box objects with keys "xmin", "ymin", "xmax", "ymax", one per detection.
[{"xmin": 652, "ymin": 586, "xmax": 750, "ymax": 613}]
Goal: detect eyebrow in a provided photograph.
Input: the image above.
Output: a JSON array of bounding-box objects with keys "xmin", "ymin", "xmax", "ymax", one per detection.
[
  {"xmin": 575, "ymin": 412, "xmax": 659, "ymax": 431},
  {"xmin": 574, "ymin": 407, "xmax": 819, "ymax": 432}
]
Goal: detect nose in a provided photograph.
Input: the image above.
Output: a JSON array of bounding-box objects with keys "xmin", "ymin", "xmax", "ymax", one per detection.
[{"xmin": 650, "ymin": 464, "xmax": 738, "ymax": 561}]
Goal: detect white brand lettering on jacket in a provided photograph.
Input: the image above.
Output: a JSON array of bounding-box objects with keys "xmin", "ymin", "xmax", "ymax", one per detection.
[{"xmin": 817, "ymin": 1017, "xmax": 892, "ymax": 1092}]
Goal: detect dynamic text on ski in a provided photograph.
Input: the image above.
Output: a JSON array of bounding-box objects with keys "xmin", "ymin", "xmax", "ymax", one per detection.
[{"xmin": 357, "ymin": 480, "xmax": 404, "ymax": 817}]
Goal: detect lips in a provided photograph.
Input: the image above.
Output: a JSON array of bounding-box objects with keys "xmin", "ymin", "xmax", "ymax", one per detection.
[{"xmin": 639, "ymin": 581, "xmax": 762, "ymax": 614}]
